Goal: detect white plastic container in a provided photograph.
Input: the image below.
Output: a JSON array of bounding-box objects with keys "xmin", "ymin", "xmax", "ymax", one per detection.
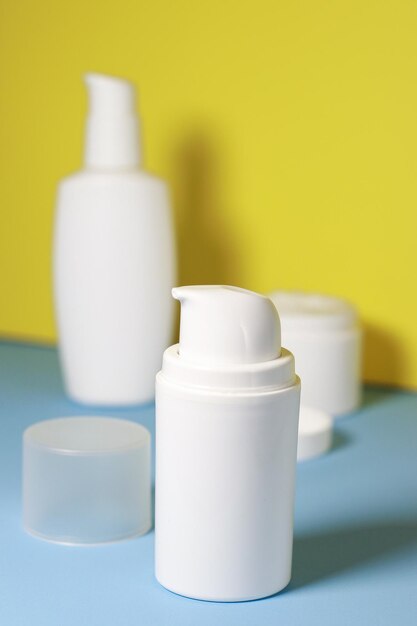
[
  {"xmin": 297, "ymin": 406, "xmax": 333, "ymax": 461},
  {"xmin": 23, "ymin": 417, "xmax": 151, "ymax": 544},
  {"xmin": 155, "ymin": 286, "xmax": 300, "ymax": 602},
  {"xmin": 269, "ymin": 291, "xmax": 361, "ymax": 416},
  {"xmin": 53, "ymin": 73, "xmax": 175, "ymax": 406}
]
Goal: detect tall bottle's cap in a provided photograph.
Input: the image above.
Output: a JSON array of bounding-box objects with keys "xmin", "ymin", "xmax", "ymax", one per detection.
[
  {"xmin": 23, "ymin": 417, "xmax": 151, "ymax": 544},
  {"xmin": 84, "ymin": 73, "xmax": 141, "ymax": 170}
]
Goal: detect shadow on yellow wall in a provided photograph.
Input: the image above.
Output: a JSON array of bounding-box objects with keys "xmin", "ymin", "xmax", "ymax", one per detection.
[
  {"xmin": 173, "ymin": 132, "xmax": 239, "ymax": 286},
  {"xmin": 363, "ymin": 324, "xmax": 409, "ymax": 389}
]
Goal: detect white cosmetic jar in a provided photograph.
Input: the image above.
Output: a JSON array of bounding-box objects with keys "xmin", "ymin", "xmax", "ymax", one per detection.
[{"xmin": 269, "ymin": 291, "xmax": 361, "ymax": 417}]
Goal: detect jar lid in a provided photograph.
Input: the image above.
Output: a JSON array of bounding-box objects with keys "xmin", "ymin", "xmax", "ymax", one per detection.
[
  {"xmin": 269, "ymin": 291, "xmax": 358, "ymax": 332},
  {"xmin": 297, "ymin": 406, "xmax": 333, "ymax": 461}
]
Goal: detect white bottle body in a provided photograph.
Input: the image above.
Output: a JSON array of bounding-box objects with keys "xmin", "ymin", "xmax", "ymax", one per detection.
[
  {"xmin": 53, "ymin": 170, "xmax": 175, "ymax": 406},
  {"xmin": 155, "ymin": 373, "xmax": 300, "ymax": 602}
]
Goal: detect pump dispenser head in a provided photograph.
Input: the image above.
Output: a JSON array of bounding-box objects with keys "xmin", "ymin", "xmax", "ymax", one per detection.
[
  {"xmin": 84, "ymin": 73, "xmax": 141, "ymax": 170},
  {"xmin": 160, "ymin": 285, "xmax": 295, "ymax": 392},
  {"xmin": 172, "ymin": 285, "xmax": 281, "ymax": 366}
]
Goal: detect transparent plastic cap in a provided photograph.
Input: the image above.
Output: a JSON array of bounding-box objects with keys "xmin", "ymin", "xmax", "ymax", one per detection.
[{"xmin": 23, "ymin": 417, "xmax": 151, "ymax": 545}]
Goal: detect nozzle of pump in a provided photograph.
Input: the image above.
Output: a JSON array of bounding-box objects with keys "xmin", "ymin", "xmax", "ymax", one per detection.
[{"xmin": 84, "ymin": 72, "xmax": 141, "ymax": 170}]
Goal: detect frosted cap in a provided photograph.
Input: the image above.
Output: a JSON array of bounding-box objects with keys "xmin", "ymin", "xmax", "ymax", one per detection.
[
  {"xmin": 297, "ymin": 406, "xmax": 333, "ymax": 461},
  {"xmin": 23, "ymin": 417, "xmax": 151, "ymax": 545}
]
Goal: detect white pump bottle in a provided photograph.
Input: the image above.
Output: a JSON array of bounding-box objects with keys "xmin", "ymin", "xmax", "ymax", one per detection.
[
  {"xmin": 53, "ymin": 73, "xmax": 175, "ymax": 405},
  {"xmin": 155, "ymin": 286, "xmax": 300, "ymax": 602}
]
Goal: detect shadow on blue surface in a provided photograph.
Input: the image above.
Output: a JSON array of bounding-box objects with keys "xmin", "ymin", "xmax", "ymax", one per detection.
[
  {"xmin": 290, "ymin": 523, "xmax": 417, "ymax": 589},
  {"xmin": 330, "ymin": 430, "xmax": 351, "ymax": 454},
  {"xmin": 361, "ymin": 385, "xmax": 402, "ymax": 409}
]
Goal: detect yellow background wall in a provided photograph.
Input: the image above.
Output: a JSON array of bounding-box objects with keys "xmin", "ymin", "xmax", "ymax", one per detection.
[{"xmin": 0, "ymin": 0, "xmax": 416, "ymax": 389}]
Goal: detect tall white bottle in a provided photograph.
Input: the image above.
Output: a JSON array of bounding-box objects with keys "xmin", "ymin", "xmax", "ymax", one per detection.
[
  {"xmin": 155, "ymin": 286, "xmax": 300, "ymax": 601},
  {"xmin": 53, "ymin": 73, "xmax": 175, "ymax": 406}
]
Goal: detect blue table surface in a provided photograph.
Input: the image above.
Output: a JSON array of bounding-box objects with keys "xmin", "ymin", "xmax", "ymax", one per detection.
[{"xmin": 0, "ymin": 341, "xmax": 416, "ymax": 625}]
